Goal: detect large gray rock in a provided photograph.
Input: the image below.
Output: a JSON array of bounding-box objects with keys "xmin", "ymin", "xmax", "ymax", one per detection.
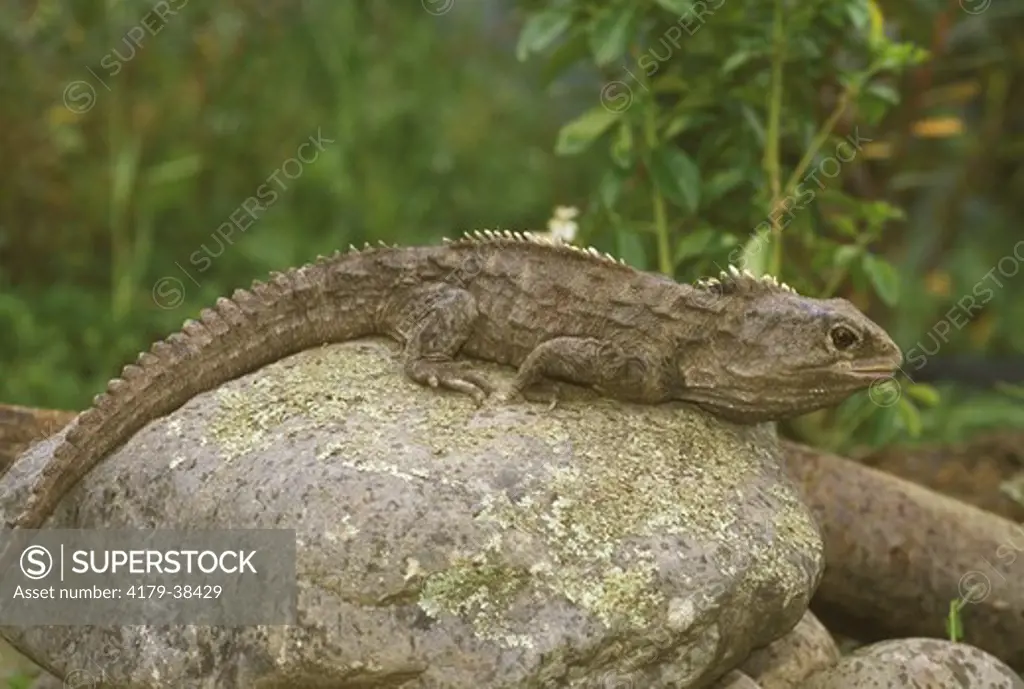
[{"xmin": 1, "ymin": 339, "xmax": 824, "ymax": 688}]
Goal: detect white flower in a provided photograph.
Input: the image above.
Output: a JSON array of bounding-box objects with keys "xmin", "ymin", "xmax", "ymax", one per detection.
[
  {"xmin": 553, "ymin": 205, "xmax": 579, "ymax": 221},
  {"xmin": 546, "ymin": 205, "xmax": 579, "ymax": 243}
]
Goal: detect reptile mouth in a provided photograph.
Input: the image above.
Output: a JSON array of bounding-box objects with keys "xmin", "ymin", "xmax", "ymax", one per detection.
[{"xmin": 848, "ymin": 363, "xmax": 899, "ymax": 378}]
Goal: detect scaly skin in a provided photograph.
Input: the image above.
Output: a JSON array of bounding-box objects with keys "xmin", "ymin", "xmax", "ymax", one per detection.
[{"xmin": 8, "ymin": 231, "xmax": 902, "ymax": 529}]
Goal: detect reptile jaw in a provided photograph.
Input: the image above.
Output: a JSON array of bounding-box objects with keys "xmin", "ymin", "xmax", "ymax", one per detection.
[{"xmin": 845, "ymin": 362, "xmax": 900, "ymax": 378}]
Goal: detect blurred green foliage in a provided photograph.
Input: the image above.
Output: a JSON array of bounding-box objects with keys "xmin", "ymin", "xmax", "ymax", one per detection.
[
  {"xmin": 516, "ymin": 0, "xmax": 935, "ymax": 449},
  {"xmin": 0, "ymin": 1, "xmax": 599, "ymax": 410},
  {"xmin": 515, "ymin": 0, "xmax": 1024, "ymax": 451},
  {"xmin": 1, "ymin": 0, "xmax": 1022, "ymax": 454}
]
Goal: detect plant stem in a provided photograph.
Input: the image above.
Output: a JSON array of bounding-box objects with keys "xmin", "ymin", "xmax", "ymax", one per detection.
[
  {"xmin": 643, "ymin": 89, "xmax": 672, "ymax": 276},
  {"xmin": 652, "ymin": 188, "xmax": 671, "ymax": 276},
  {"xmin": 765, "ymin": 0, "xmax": 785, "ymax": 276},
  {"xmin": 782, "ymin": 86, "xmax": 856, "ymax": 197}
]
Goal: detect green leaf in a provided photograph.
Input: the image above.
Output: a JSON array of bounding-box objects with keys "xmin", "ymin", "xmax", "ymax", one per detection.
[
  {"xmin": 597, "ymin": 168, "xmax": 627, "ymax": 209},
  {"xmin": 648, "ymin": 148, "xmax": 701, "ymax": 213},
  {"xmin": 653, "ymin": 75, "xmax": 690, "ymax": 95},
  {"xmin": 862, "ymin": 200, "xmax": 904, "ymax": 234},
  {"xmin": 145, "ymin": 154, "xmax": 203, "ymax": 186},
  {"xmin": 866, "ymin": 404, "xmax": 902, "ymax": 446},
  {"xmin": 867, "ymin": 82, "xmax": 900, "ymax": 105},
  {"xmin": 861, "ymin": 253, "xmax": 901, "ymax": 306},
  {"xmin": 653, "ymin": 0, "xmax": 695, "ymax": 14},
  {"xmin": 538, "ymin": 31, "xmax": 591, "ymax": 86},
  {"xmin": 874, "ymin": 41, "xmax": 929, "ymax": 72},
  {"xmin": 740, "ymin": 104, "xmax": 765, "ymax": 146},
  {"xmin": 672, "ymin": 227, "xmax": 715, "ymax": 266},
  {"xmin": 610, "ymin": 121, "xmax": 633, "ymax": 168},
  {"xmin": 587, "ymin": 5, "xmax": 636, "ymax": 67},
  {"xmin": 516, "ymin": 7, "xmax": 574, "ymax": 62},
  {"xmin": 555, "ymin": 107, "xmax": 621, "ymax": 156},
  {"xmin": 721, "ymin": 50, "xmax": 754, "ymax": 74},
  {"xmin": 831, "ymin": 216, "xmax": 860, "ymax": 238},
  {"xmin": 662, "ymin": 114, "xmax": 697, "ymax": 141},
  {"xmin": 896, "ymin": 397, "xmax": 922, "ymax": 437},
  {"xmin": 906, "ymin": 383, "xmax": 941, "ymax": 407},
  {"xmin": 737, "ymin": 230, "xmax": 771, "ymax": 276},
  {"xmin": 703, "ymin": 168, "xmax": 747, "ymax": 203},
  {"xmin": 846, "ymin": 2, "xmax": 870, "ymax": 31},
  {"xmin": 832, "ymin": 243, "xmax": 862, "ymax": 268},
  {"xmin": 615, "ymin": 229, "xmax": 648, "ymax": 268},
  {"xmin": 857, "ymin": 97, "xmax": 889, "ymax": 127}
]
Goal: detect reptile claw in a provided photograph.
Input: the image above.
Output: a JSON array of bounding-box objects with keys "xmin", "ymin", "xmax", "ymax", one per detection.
[
  {"xmin": 407, "ymin": 361, "xmax": 494, "ymax": 405},
  {"xmin": 495, "ymin": 387, "xmax": 521, "ymax": 404}
]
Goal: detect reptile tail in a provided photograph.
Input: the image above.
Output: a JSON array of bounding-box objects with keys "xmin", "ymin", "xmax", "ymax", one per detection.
[{"xmin": 11, "ymin": 252, "xmax": 380, "ymax": 529}]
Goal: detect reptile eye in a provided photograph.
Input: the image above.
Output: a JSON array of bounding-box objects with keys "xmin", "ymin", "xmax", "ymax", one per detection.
[{"xmin": 830, "ymin": 325, "xmax": 859, "ymax": 351}]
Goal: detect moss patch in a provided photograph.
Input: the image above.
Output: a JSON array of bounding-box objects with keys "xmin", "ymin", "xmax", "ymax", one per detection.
[{"xmin": 419, "ymin": 547, "xmax": 535, "ymax": 648}]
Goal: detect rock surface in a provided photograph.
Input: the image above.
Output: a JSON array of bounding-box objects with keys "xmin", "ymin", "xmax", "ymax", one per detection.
[
  {"xmin": 783, "ymin": 439, "xmax": 1024, "ymax": 669},
  {"xmin": 860, "ymin": 430, "xmax": 1024, "ymax": 522},
  {"xmin": 1, "ymin": 339, "xmax": 824, "ymax": 688},
  {"xmin": 802, "ymin": 637, "xmax": 1024, "ymax": 688},
  {"xmin": 740, "ymin": 610, "xmax": 839, "ymax": 688},
  {"xmin": 712, "ymin": 670, "xmax": 763, "ymax": 688}
]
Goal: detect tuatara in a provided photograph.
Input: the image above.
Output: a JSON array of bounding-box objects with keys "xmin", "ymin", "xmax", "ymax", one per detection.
[{"xmin": 8, "ymin": 231, "xmax": 902, "ymax": 529}]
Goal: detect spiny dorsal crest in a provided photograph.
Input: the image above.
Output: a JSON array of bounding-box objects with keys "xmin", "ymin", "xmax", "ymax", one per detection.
[
  {"xmin": 443, "ymin": 228, "xmax": 629, "ymax": 266},
  {"xmin": 696, "ymin": 264, "xmax": 797, "ymax": 296},
  {"xmin": 340, "ymin": 229, "xmax": 630, "ymax": 266},
  {"xmin": 343, "ymin": 240, "xmax": 401, "ymax": 256}
]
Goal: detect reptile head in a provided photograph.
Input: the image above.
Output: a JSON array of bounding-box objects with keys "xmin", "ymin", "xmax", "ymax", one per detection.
[{"xmin": 676, "ymin": 270, "xmax": 903, "ymax": 423}]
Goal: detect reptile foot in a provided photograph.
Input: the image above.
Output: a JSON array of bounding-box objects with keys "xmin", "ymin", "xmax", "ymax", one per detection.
[
  {"xmin": 522, "ymin": 386, "xmax": 560, "ymax": 410},
  {"xmin": 406, "ymin": 360, "xmax": 494, "ymax": 405},
  {"xmin": 499, "ymin": 382, "xmax": 562, "ymax": 410}
]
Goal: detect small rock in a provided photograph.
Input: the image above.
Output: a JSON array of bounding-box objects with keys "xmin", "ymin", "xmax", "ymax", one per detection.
[
  {"xmin": 712, "ymin": 670, "xmax": 763, "ymax": 688},
  {"xmin": 802, "ymin": 637, "xmax": 1024, "ymax": 688},
  {"xmin": 740, "ymin": 610, "xmax": 839, "ymax": 688}
]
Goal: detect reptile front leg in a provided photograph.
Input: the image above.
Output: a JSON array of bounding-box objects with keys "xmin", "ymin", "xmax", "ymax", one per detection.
[
  {"xmin": 504, "ymin": 336, "xmax": 669, "ymax": 404},
  {"xmin": 383, "ymin": 283, "xmax": 495, "ymax": 404}
]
